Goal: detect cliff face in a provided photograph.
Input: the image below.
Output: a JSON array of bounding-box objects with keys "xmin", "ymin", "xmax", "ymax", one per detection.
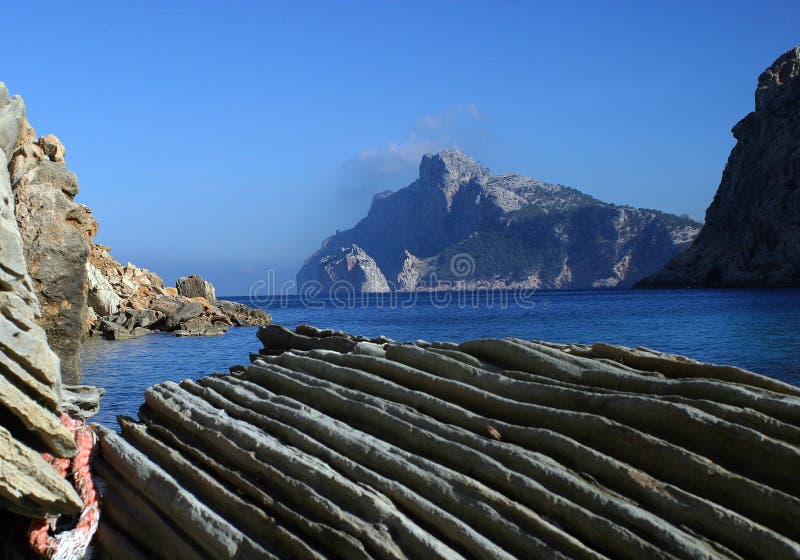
[
  {"xmin": 298, "ymin": 150, "xmax": 700, "ymax": 292},
  {"xmin": 0, "ymin": 83, "xmax": 83, "ymax": 521},
  {"xmin": 638, "ymin": 45, "xmax": 800, "ymax": 288},
  {"xmin": 2, "ymin": 85, "xmax": 91, "ymax": 384}
]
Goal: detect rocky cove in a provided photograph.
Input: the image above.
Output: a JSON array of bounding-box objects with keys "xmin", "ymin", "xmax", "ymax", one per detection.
[{"xmin": 1, "ymin": 44, "xmax": 800, "ymax": 560}]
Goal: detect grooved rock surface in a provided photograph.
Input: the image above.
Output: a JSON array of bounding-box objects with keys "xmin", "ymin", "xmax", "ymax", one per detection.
[
  {"xmin": 95, "ymin": 326, "xmax": 800, "ymax": 559},
  {"xmin": 638, "ymin": 45, "xmax": 800, "ymax": 287},
  {"xmin": 5, "ymin": 86, "xmax": 90, "ymax": 384},
  {"xmin": 0, "ymin": 82, "xmax": 83, "ymax": 520},
  {"xmin": 299, "ymin": 149, "xmax": 700, "ymax": 292}
]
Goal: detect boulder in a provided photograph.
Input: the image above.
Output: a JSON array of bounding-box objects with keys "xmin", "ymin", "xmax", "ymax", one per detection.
[
  {"xmin": 172, "ymin": 315, "xmax": 229, "ymax": 337},
  {"xmin": 87, "ymin": 261, "xmax": 121, "ymax": 316},
  {"xmin": 176, "ymin": 275, "xmax": 216, "ymax": 304},
  {"xmin": 158, "ymin": 301, "xmax": 205, "ymax": 331},
  {"xmin": 215, "ymin": 300, "xmax": 271, "ymax": 327}
]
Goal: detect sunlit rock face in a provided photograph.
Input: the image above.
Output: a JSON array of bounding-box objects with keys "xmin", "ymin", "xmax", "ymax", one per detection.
[
  {"xmin": 299, "ymin": 149, "xmax": 699, "ymax": 292},
  {"xmin": 5, "ymin": 87, "xmax": 90, "ymax": 384},
  {"xmin": 0, "ymin": 82, "xmax": 83, "ymax": 522},
  {"xmin": 639, "ymin": 45, "xmax": 800, "ymax": 288}
]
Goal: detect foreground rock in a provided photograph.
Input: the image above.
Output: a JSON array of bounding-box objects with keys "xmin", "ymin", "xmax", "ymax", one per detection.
[
  {"xmin": 0, "ymin": 85, "xmax": 103, "ymax": 557},
  {"xmin": 639, "ymin": 45, "xmax": 800, "ymax": 287},
  {"xmin": 2, "ymin": 83, "xmax": 90, "ymax": 384},
  {"xmin": 94, "ymin": 325, "xmax": 800, "ymax": 559},
  {"xmin": 299, "ymin": 149, "xmax": 701, "ymax": 292}
]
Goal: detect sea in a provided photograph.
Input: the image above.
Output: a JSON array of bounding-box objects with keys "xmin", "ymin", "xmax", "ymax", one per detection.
[{"xmin": 81, "ymin": 288, "xmax": 800, "ymax": 427}]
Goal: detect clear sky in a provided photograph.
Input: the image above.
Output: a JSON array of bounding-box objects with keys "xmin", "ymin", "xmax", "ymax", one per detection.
[{"xmin": 4, "ymin": 1, "xmax": 799, "ymax": 294}]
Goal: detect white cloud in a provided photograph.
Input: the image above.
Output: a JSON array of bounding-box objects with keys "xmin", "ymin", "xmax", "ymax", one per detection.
[{"xmin": 339, "ymin": 104, "xmax": 492, "ymax": 197}]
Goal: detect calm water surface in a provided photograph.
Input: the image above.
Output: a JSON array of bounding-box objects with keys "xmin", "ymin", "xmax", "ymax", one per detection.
[{"xmin": 81, "ymin": 289, "xmax": 800, "ymax": 426}]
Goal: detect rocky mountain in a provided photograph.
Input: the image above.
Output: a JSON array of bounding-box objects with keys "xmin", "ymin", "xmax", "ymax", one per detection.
[
  {"xmin": 638, "ymin": 45, "xmax": 800, "ymax": 288},
  {"xmin": 299, "ymin": 149, "xmax": 701, "ymax": 291}
]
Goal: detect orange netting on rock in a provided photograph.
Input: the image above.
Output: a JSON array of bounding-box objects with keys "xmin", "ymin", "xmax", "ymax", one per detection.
[{"xmin": 28, "ymin": 413, "xmax": 100, "ymax": 560}]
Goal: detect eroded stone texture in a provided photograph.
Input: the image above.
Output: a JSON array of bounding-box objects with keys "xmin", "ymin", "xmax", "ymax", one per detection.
[
  {"xmin": 9, "ymin": 97, "xmax": 89, "ymax": 384},
  {"xmin": 94, "ymin": 323, "xmax": 800, "ymax": 559},
  {"xmin": 0, "ymin": 82, "xmax": 82, "ymax": 521}
]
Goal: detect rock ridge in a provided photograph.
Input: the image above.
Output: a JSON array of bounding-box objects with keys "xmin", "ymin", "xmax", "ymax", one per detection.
[
  {"xmin": 638, "ymin": 45, "xmax": 800, "ymax": 287},
  {"xmin": 299, "ymin": 149, "xmax": 701, "ymax": 292}
]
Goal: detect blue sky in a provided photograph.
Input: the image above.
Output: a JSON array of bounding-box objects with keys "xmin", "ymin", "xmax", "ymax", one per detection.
[{"xmin": 4, "ymin": 1, "xmax": 799, "ymax": 294}]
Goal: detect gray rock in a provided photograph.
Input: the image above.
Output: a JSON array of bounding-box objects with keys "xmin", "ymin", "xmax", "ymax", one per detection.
[
  {"xmin": 215, "ymin": 299, "xmax": 271, "ymax": 327},
  {"xmin": 159, "ymin": 301, "xmax": 204, "ymax": 331},
  {"xmin": 638, "ymin": 45, "xmax": 800, "ymax": 287},
  {"xmin": 300, "ymin": 244, "xmax": 390, "ymax": 294},
  {"xmin": 256, "ymin": 324, "xmax": 356, "ymax": 354},
  {"xmin": 0, "ymin": 83, "xmax": 83, "ymax": 521},
  {"xmin": 172, "ymin": 315, "xmax": 229, "ymax": 337},
  {"xmin": 176, "ymin": 274, "xmax": 216, "ymax": 304},
  {"xmin": 11, "ymin": 121, "xmax": 89, "ymax": 384},
  {"xmin": 60, "ymin": 384, "xmax": 104, "ymax": 420},
  {"xmin": 95, "ymin": 326, "xmax": 800, "ymax": 559},
  {"xmin": 126, "ymin": 308, "xmax": 164, "ymax": 329},
  {"xmin": 99, "ymin": 319, "xmax": 132, "ymax": 340}
]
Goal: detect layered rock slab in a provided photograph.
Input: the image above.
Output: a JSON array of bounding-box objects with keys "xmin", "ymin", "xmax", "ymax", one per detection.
[
  {"xmin": 95, "ymin": 326, "xmax": 800, "ymax": 559},
  {"xmin": 0, "ymin": 82, "xmax": 83, "ymax": 520}
]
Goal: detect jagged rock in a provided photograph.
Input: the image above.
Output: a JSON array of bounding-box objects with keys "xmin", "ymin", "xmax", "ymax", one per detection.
[
  {"xmin": 215, "ymin": 300, "xmax": 271, "ymax": 327},
  {"xmin": 176, "ymin": 274, "xmax": 216, "ymax": 304},
  {"xmin": 94, "ymin": 325, "xmax": 800, "ymax": 559},
  {"xmin": 0, "ymin": 82, "xmax": 84, "ymax": 523},
  {"xmin": 257, "ymin": 324, "xmax": 356, "ymax": 354},
  {"xmin": 8, "ymin": 97, "xmax": 89, "ymax": 384},
  {"xmin": 639, "ymin": 45, "xmax": 800, "ymax": 287},
  {"xmin": 157, "ymin": 301, "xmax": 204, "ymax": 331},
  {"xmin": 300, "ymin": 244, "xmax": 390, "ymax": 293},
  {"xmin": 172, "ymin": 316, "xmax": 229, "ymax": 337},
  {"xmin": 61, "ymin": 384, "xmax": 104, "ymax": 420},
  {"xmin": 87, "ymin": 261, "xmax": 121, "ymax": 316},
  {"xmin": 299, "ymin": 149, "xmax": 701, "ymax": 292}
]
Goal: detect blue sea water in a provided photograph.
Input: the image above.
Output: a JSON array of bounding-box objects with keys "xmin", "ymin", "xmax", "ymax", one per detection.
[{"xmin": 81, "ymin": 289, "xmax": 800, "ymax": 427}]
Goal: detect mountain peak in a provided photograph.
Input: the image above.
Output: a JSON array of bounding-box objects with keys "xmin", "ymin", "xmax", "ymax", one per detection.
[
  {"xmin": 418, "ymin": 149, "xmax": 489, "ymax": 207},
  {"xmin": 419, "ymin": 149, "xmax": 489, "ymax": 186}
]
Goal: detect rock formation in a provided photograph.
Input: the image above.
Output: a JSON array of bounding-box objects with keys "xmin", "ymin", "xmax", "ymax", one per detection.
[
  {"xmin": 0, "ymin": 82, "xmax": 102, "ymax": 555},
  {"xmin": 638, "ymin": 45, "xmax": 800, "ymax": 287},
  {"xmin": 93, "ymin": 324, "xmax": 800, "ymax": 559},
  {"xmin": 86, "ymin": 243, "xmax": 270, "ymax": 338},
  {"xmin": 2, "ymin": 84, "xmax": 90, "ymax": 384},
  {"xmin": 300, "ymin": 244, "xmax": 391, "ymax": 293},
  {"xmin": 176, "ymin": 274, "xmax": 217, "ymax": 304},
  {"xmin": 299, "ymin": 149, "xmax": 701, "ymax": 292}
]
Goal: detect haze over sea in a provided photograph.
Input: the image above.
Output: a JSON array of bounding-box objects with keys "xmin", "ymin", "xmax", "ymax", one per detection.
[{"xmin": 82, "ymin": 288, "xmax": 800, "ymax": 427}]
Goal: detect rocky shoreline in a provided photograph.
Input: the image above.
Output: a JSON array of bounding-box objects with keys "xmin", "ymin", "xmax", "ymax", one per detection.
[{"xmin": 90, "ymin": 323, "xmax": 800, "ymax": 559}]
